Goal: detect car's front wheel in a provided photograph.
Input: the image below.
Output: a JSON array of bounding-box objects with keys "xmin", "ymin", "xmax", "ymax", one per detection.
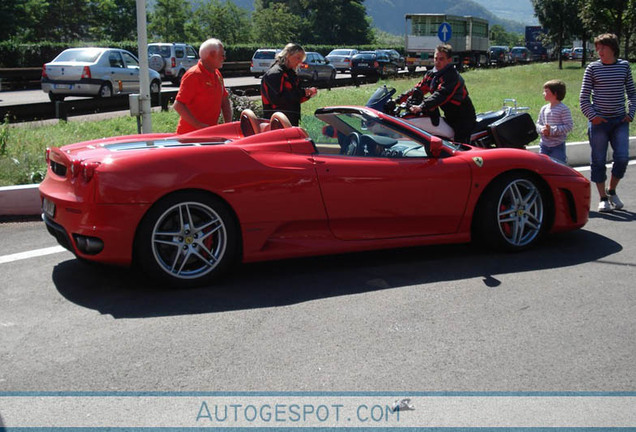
[
  {"xmin": 135, "ymin": 192, "xmax": 240, "ymax": 288},
  {"xmin": 473, "ymin": 173, "xmax": 548, "ymax": 251}
]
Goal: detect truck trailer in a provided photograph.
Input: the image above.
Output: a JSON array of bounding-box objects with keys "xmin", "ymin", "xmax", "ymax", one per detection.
[{"xmin": 405, "ymin": 14, "xmax": 489, "ymax": 72}]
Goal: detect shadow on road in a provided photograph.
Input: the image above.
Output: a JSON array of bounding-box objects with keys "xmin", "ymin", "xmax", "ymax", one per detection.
[{"xmin": 52, "ymin": 229, "xmax": 620, "ymax": 318}]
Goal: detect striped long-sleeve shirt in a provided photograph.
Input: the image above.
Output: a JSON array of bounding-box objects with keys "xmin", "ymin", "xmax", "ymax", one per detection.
[
  {"xmin": 579, "ymin": 59, "xmax": 636, "ymax": 120},
  {"xmin": 536, "ymin": 102, "xmax": 573, "ymax": 147}
]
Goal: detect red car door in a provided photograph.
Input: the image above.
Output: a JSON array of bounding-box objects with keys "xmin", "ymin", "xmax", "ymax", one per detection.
[{"xmin": 312, "ymin": 154, "xmax": 472, "ymax": 241}]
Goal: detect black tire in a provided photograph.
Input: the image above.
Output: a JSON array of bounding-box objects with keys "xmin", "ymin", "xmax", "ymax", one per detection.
[
  {"xmin": 97, "ymin": 82, "xmax": 113, "ymax": 98},
  {"xmin": 171, "ymin": 70, "xmax": 185, "ymax": 86},
  {"xmin": 49, "ymin": 93, "xmax": 65, "ymax": 102},
  {"xmin": 150, "ymin": 79, "xmax": 161, "ymax": 94},
  {"xmin": 135, "ymin": 192, "xmax": 240, "ymax": 288},
  {"xmin": 407, "ymin": 66, "xmax": 416, "ymax": 73},
  {"xmin": 473, "ymin": 173, "xmax": 547, "ymax": 251}
]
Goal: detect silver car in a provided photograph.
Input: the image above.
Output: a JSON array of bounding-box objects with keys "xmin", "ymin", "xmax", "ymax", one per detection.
[
  {"xmin": 325, "ymin": 48, "xmax": 358, "ymax": 73},
  {"xmin": 148, "ymin": 43, "xmax": 199, "ymax": 85},
  {"xmin": 41, "ymin": 47, "xmax": 162, "ymax": 102},
  {"xmin": 250, "ymin": 49, "xmax": 281, "ymax": 77},
  {"xmin": 296, "ymin": 52, "xmax": 337, "ymax": 83}
]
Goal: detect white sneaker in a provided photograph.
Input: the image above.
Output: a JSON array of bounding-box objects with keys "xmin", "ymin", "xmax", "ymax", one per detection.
[
  {"xmin": 607, "ymin": 191, "xmax": 624, "ymax": 210},
  {"xmin": 598, "ymin": 199, "xmax": 612, "ymax": 213}
]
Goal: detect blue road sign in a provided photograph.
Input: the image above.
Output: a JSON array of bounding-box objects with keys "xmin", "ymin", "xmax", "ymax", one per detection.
[{"xmin": 438, "ymin": 22, "xmax": 452, "ymax": 42}]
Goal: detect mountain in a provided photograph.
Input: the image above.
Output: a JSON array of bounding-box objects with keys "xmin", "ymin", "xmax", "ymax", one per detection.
[
  {"xmin": 224, "ymin": 0, "xmax": 537, "ymax": 34},
  {"xmin": 364, "ymin": 0, "xmax": 535, "ymax": 34}
]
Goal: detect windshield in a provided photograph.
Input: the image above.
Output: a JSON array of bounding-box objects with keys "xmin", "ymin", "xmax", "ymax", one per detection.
[
  {"xmin": 312, "ymin": 109, "xmax": 438, "ymax": 157},
  {"xmin": 54, "ymin": 49, "xmax": 102, "ymax": 63}
]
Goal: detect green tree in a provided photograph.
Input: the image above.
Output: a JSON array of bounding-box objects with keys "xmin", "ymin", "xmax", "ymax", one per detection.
[
  {"xmin": 0, "ymin": 0, "xmax": 49, "ymax": 41},
  {"xmin": 186, "ymin": 0, "xmax": 252, "ymax": 44},
  {"xmin": 532, "ymin": 0, "xmax": 584, "ymax": 68},
  {"xmin": 254, "ymin": 0, "xmax": 372, "ymax": 45},
  {"xmin": 89, "ymin": 0, "xmax": 137, "ymax": 41},
  {"xmin": 490, "ymin": 24, "xmax": 524, "ymax": 47},
  {"xmin": 302, "ymin": 0, "xmax": 373, "ymax": 44},
  {"xmin": 580, "ymin": 0, "xmax": 636, "ymax": 58},
  {"xmin": 37, "ymin": 0, "xmax": 91, "ymax": 42},
  {"xmin": 148, "ymin": 0, "xmax": 191, "ymax": 42},
  {"xmin": 252, "ymin": 1, "xmax": 301, "ymax": 45}
]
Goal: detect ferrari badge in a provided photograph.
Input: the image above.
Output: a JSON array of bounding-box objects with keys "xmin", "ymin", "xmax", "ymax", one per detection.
[{"xmin": 472, "ymin": 157, "xmax": 484, "ymax": 167}]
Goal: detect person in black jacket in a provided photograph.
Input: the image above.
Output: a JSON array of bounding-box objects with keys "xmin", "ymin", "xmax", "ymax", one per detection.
[
  {"xmin": 261, "ymin": 43, "xmax": 317, "ymax": 126},
  {"xmin": 406, "ymin": 44, "xmax": 476, "ymax": 143}
]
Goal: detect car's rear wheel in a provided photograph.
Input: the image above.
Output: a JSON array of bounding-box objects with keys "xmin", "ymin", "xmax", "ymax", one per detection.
[
  {"xmin": 136, "ymin": 192, "xmax": 240, "ymax": 288},
  {"xmin": 473, "ymin": 173, "xmax": 547, "ymax": 251},
  {"xmin": 171, "ymin": 70, "xmax": 185, "ymax": 86},
  {"xmin": 98, "ymin": 82, "xmax": 113, "ymax": 98}
]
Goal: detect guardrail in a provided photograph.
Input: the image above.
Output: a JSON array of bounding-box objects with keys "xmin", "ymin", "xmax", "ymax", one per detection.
[
  {"xmin": 0, "ymin": 62, "xmax": 251, "ymax": 91},
  {"xmin": 0, "ymin": 74, "xmax": 389, "ymax": 123}
]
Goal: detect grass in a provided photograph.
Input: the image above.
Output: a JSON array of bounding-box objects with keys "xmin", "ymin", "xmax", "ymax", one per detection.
[{"xmin": 1, "ymin": 61, "xmax": 635, "ymax": 186}]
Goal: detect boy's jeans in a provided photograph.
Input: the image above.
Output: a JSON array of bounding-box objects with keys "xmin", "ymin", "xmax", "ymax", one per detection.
[{"xmin": 588, "ymin": 117, "xmax": 629, "ymax": 183}]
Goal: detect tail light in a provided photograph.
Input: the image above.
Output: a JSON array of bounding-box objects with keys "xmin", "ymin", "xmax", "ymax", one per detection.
[
  {"xmin": 171, "ymin": 57, "xmax": 176, "ymax": 68},
  {"xmin": 70, "ymin": 159, "xmax": 101, "ymax": 182},
  {"xmin": 250, "ymin": 60, "xmax": 254, "ymax": 68},
  {"xmin": 45, "ymin": 148, "xmax": 51, "ymax": 164},
  {"xmin": 41, "ymin": 64, "xmax": 48, "ymax": 78},
  {"xmin": 374, "ymin": 61, "xmax": 379, "ymax": 68},
  {"xmin": 81, "ymin": 66, "xmax": 91, "ymax": 79},
  {"xmin": 299, "ymin": 63, "xmax": 309, "ymax": 69}
]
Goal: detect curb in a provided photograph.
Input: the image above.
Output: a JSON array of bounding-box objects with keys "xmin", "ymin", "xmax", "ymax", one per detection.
[{"xmin": 2, "ymin": 138, "xmax": 636, "ymax": 218}]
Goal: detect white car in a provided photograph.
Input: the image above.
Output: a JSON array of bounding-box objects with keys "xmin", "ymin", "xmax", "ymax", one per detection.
[
  {"xmin": 250, "ymin": 49, "xmax": 281, "ymax": 77},
  {"xmin": 41, "ymin": 47, "xmax": 162, "ymax": 102},
  {"xmin": 148, "ymin": 43, "xmax": 199, "ymax": 85},
  {"xmin": 325, "ymin": 48, "xmax": 358, "ymax": 73}
]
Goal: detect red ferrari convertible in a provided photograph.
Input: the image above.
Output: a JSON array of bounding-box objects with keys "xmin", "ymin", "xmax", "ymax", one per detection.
[{"xmin": 40, "ymin": 107, "xmax": 591, "ymax": 287}]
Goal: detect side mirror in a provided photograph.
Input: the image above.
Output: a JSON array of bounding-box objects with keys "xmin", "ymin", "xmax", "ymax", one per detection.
[{"xmin": 429, "ymin": 136, "xmax": 443, "ymax": 157}]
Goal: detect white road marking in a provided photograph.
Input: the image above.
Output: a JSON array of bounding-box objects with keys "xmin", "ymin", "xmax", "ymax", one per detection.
[{"xmin": 0, "ymin": 245, "xmax": 67, "ymax": 264}]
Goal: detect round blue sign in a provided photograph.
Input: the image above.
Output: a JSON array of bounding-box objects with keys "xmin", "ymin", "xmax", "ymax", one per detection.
[{"xmin": 438, "ymin": 22, "xmax": 452, "ymax": 42}]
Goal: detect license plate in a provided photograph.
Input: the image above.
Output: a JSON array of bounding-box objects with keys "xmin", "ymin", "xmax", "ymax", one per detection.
[
  {"xmin": 54, "ymin": 84, "xmax": 72, "ymax": 89},
  {"xmin": 358, "ymin": 63, "xmax": 368, "ymax": 67},
  {"xmin": 42, "ymin": 198, "xmax": 56, "ymax": 218}
]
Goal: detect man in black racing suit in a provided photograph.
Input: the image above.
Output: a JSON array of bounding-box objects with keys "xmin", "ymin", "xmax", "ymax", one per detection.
[{"xmin": 405, "ymin": 44, "xmax": 476, "ymax": 144}]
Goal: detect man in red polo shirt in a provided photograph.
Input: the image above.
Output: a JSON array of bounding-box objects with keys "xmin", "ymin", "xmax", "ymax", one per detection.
[{"xmin": 174, "ymin": 38, "xmax": 232, "ymax": 134}]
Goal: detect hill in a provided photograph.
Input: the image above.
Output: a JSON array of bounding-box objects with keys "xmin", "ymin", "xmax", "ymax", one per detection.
[
  {"xmin": 224, "ymin": 0, "xmax": 535, "ymax": 34},
  {"xmin": 364, "ymin": 0, "xmax": 530, "ymax": 34}
]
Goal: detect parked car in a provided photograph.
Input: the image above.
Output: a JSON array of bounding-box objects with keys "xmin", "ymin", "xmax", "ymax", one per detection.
[
  {"xmin": 297, "ymin": 51, "xmax": 337, "ymax": 83},
  {"xmin": 561, "ymin": 48, "xmax": 572, "ymax": 60},
  {"xmin": 41, "ymin": 47, "xmax": 162, "ymax": 102},
  {"xmin": 250, "ymin": 48, "xmax": 280, "ymax": 77},
  {"xmin": 351, "ymin": 50, "xmax": 398, "ymax": 80},
  {"xmin": 488, "ymin": 46, "xmax": 511, "ymax": 66},
  {"xmin": 39, "ymin": 106, "xmax": 590, "ymax": 287},
  {"xmin": 148, "ymin": 42, "xmax": 198, "ymax": 86},
  {"xmin": 510, "ymin": 46, "xmax": 532, "ymax": 63},
  {"xmin": 379, "ymin": 49, "xmax": 406, "ymax": 70},
  {"xmin": 571, "ymin": 47, "xmax": 593, "ymax": 60},
  {"xmin": 325, "ymin": 48, "xmax": 358, "ymax": 73}
]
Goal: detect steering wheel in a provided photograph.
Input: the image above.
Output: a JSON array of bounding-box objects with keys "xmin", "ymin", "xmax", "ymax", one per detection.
[{"xmin": 346, "ymin": 132, "xmax": 362, "ymax": 156}]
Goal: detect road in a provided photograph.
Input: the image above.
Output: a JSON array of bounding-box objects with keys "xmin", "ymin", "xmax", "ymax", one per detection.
[
  {"xmin": 0, "ymin": 73, "xmax": 364, "ymax": 106},
  {"xmin": 1, "ymin": 164, "xmax": 635, "ymax": 396}
]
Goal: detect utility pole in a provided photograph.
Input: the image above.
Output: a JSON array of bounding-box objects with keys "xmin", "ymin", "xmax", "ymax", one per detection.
[{"xmin": 136, "ymin": 0, "xmax": 152, "ymax": 133}]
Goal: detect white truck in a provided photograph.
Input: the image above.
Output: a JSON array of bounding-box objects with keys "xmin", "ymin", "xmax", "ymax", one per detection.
[{"xmin": 405, "ymin": 14, "xmax": 489, "ymax": 72}]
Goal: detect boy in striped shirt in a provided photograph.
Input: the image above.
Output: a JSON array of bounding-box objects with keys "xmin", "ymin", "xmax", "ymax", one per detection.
[
  {"xmin": 579, "ymin": 33, "xmax": 636, "ymax": 213},
  {"xmin": 536, "ymin": 79, "xmax": 573, "ymax": 163}
]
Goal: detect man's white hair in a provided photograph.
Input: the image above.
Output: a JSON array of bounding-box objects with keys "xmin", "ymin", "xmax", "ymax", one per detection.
[{"xmin": 199, "ymin": 38, "xmax": 223, "ymax": 58}]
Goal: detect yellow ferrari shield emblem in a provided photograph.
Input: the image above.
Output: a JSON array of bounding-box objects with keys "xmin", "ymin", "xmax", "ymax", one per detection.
[{"xmin": 472, "ymin": 157, "xmax": 484, "ymax": 167}]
